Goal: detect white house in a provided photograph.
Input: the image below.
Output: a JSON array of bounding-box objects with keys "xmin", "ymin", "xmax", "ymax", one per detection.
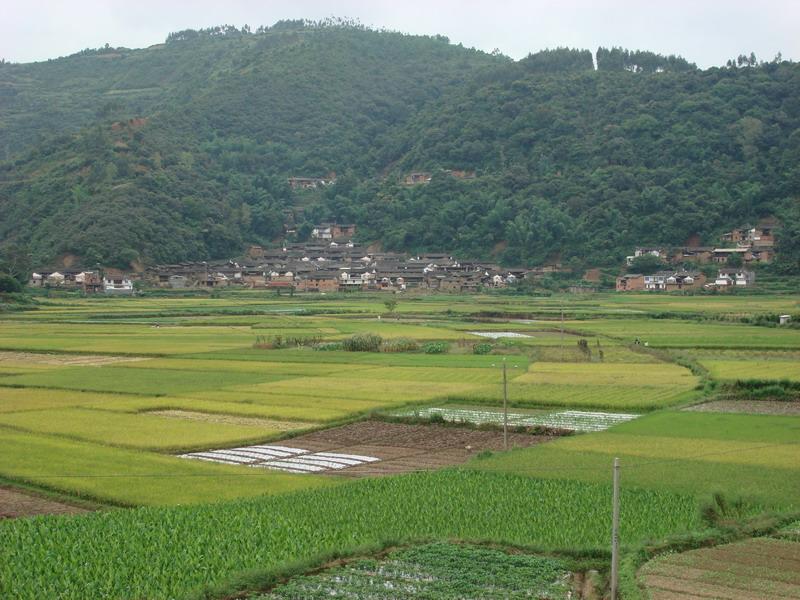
[
  {"xmin": 311, "ymin": 225, "xmax": 332, "ymax": 240},
  {"xmin": 643, "ymin": 274, "xmax": 667, "ymax": 290},
  {"xmin": 626, "ymin": 247, "xmax": 664, "ymax": 266},
  {"xmin": 714, "ymin": 270, "xmax": 755, "ymax": 287},
  {"xmin": 47, "ymin": 272, "xmax": 66, "ymax": 286},
  {"xmin": 103, "ymin": 277, "xmax": 134, "ymax": 295}
]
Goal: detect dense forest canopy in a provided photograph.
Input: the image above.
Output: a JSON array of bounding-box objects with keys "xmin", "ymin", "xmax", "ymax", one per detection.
[{"xmin": 0, "ymin": 21, "xmax": 798, "ymax": 271}]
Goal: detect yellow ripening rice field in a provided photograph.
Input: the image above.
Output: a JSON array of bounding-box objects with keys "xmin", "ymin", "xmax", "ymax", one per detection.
[{"xmin": 701, "ymin": 359, "xmax": 800, "ymax": 381}]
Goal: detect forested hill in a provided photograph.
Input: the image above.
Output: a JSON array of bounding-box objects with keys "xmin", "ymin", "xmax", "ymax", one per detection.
[{"xmin": 1, "ymin": 21, "xmax": 798, "ymax": 271}]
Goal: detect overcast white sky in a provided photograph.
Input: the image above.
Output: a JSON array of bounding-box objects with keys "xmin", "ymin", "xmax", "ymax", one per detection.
[{"xmin": 2, "ymin": 0, "xmax": 798, "ymax": 67}]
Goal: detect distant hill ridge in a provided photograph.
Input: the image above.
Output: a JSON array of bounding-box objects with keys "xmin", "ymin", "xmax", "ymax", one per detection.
[{"xmin": 1, "ymin": 20, "xmax": 798, "ymax": 271}]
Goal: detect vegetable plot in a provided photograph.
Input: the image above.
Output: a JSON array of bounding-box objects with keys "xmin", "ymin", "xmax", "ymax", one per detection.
[
  {"xmin": 258, "ymin": 542, "xmax": 571, "ymax": 599},
  {"xmin": 393, "ymin": 407, "xmax": 639, "ymax": 432}
]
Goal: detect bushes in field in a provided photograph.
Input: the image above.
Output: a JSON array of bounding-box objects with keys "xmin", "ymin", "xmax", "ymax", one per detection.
[
  {"xmin": 381, "ymin": 337, "xmax": 419, "ymax": 353},
  {"xmin": 472, "ymin": 342, "xmax": 492, "ymax": 355},
  {"xmin": 423, "ymin": 341, "xmax": 449, "ymax": 354},
  {"xmin": 311, "ymin": 334, "xmax": 448, "ymax": 354},
  {"xmin": 312, "ymin": 342, "xmax": 343, "ymax": 351},
  {"xmin": 700, "ymin": 492, "xmax": 752, "ymax": 527},
  {"xmin": 342, "ymin": 333, "xmax": 383, "ymax": 352},
  {"xmin": 254, "ymin": 335, "xmax": 322, "ymax": 349}
]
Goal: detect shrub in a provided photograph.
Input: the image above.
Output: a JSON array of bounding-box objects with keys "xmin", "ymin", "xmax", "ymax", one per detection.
[
  {"xmin": 699, "ymin": 492, "xmax": 752, "ymax": 527},
  {"xmin": 253, "ymin": 334, "xmax": 322, "ymax": 349},
  {"xmin": 422, "ymin": 341, "xmax": 448, "ymax": 354},
  {"xmin": 342, "ymin": 333, "xmax": 383, "ymax": 352},
  {"xmin": 473, "ymin": 343, "xmax": 493, "ymax": 355},
  {"xmin": 0, "ymin": 274, "xmax": 23, "ymax": 293},
  {"xmin": 381, "ymin": 337, "xmax": 419, "ymax": 353},
  {"xmin": 313, "ymin": 342, "xmax": 343, "ymax": 351}
]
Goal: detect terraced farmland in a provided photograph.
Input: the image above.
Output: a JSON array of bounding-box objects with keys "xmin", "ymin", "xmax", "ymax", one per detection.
[{"xmin": 0, "ymin": 290, "xmax": 798, "ymax": 599}]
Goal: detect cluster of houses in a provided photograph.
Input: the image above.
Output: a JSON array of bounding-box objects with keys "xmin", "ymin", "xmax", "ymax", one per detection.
[
  {"xmin": 29, "ymin": 270, "xmax": 134, "ymax": 294},
  {"xmin": 625, "ymin": 223, "xmax": 777, "ymax": 268},
  {"xmin": 617, "ymin": 223, "xmax": 778, "ymax": 292},
  {"xmin": 148, "ymin": 241, "xmax": 543, "ymax": 293},
  {"xmin": 140, "ymin": 222, "xmax": 559, "ymax": 293},
  {"xmin": 616, "ymin": 269, "xmax": 755, "ymax": 292},
  {"xmin": 27, "ymin": 221, "xmax": 557, "ymax": 295}
]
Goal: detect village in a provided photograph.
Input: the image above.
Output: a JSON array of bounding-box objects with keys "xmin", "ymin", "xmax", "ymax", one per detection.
[
  {"xmin": 615, "ymin": 222, "xmax": 777, "ymax": 292},
  {"xmin": 28, "ymin": 222, "xmax": 551, "ymax": 295},
  {"xmin": 27, "ymin": 221, "xmax": 779, "ymax": 296}
]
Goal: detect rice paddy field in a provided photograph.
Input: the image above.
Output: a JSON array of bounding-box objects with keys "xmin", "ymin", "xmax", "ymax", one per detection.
[{"xmin": 0, "ymin": 290, "xmax": 799, "ymax": 599}]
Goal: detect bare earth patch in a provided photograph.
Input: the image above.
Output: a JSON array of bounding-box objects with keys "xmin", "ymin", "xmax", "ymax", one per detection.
[
  {"xmin": 150, "ymin": 410, "xmax": 313, "ymax": 430},
  {"xmin": 0, "ymin": 351, "xmax": 147, "ymax": 367},
  {"xmin": 640, "ymin": 537, "xmax": 800, "ymax": 599},
  {"xmin": 685, "ymin": 400, "xmax": 800, "ymax": 416},
  {"xmin": 0, "ymin": 487, "xmax": 89, "ymax": 519},
  {"xmin": 278, "ymin": 420, "xmax": 558, "ymax": 477}
]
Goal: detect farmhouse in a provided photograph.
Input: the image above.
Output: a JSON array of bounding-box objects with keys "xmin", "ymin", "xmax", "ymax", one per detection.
[
  {"xmin": 721, "ymin": 224, "xmax": 776, "ymax": 245},
  {"xmin": 311, "ymin": 223, "xmax": 357, "ymax": 241},
  {"xmin": 626, "ymin": 247, "xmax": 666, "ymax": 266},
  {"xmin": 296, "ymin": 272, "xmax": 339, "ymax": 292},
  {"xmin": 711, "ymin": 269, "xmax": 755, "ymax": 288},
  {"xmin": 402, "ymin": 172, "xmax": 432, "ymax": 185},
  {"xmin": 675, "ymin": 247, "xmax": 714, "ymax": 263},
  {"xmin": 617, "ymin": 271, "xmax": 704, "ymax": 292},
  {"xmin": 287, "ymin": 175, "xmax": 336, "ymax": 190},
  {"xmin": 103, "ymin": 276, "xmax": 134, "ymax": 295}
]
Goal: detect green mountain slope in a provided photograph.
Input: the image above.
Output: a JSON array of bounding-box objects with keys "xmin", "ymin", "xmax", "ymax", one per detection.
[{"xmin": 1, "ymin": 22, "xmax": 798, "ymax": 269}]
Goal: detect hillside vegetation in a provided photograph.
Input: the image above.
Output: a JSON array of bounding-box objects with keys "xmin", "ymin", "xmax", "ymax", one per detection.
[{"xmin": 1, "ymin": 21, "xmax": 798, "ymax": 269}]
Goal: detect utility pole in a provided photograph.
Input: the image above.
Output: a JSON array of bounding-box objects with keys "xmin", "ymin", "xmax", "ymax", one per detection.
[
  {"xmin": 560, "ymin": 308, "xmax": 565, "ymax": 360},
  {"xmin": 610, "ymin": 457, "xmax": 621, "ymax": 600},
  {"xmin": 502, "ymin": 359, "xmax": 508, "ymax": 451}
]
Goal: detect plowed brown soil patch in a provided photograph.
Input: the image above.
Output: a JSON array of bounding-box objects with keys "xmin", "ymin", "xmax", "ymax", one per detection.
[
  {"xmin": 280, "ymin": 420, "xmax": 558, "ymax": 477},
  {"xmin": 149, "ymin": 410, "xmax": 312, "ymax": 430},
  {"xmin": 0, "ymin": 487, "xmax": 89, "ymax": 519},
  {"xmin": 0, "ymin": 351, "xmax": 146, "ymax": 366},
  {"xmin": 641, "ymin": 538, "xmax": 800, "ymax": 599}
]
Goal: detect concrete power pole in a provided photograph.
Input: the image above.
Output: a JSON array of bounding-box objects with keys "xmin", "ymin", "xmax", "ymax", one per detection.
[
  {"xmin": 611, "ymin": 457, "xmax": 621, "ymax": 600},
  {"xmin": 502, "ymin": 360, "xmax": 508, "ymax": 451}
]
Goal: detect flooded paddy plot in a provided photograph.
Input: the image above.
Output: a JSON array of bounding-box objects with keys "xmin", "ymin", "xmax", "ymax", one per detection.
[
  {"xmin": 468, "ymin": 331, "xmax": 532, "ymax": 339},
  {"xmin": 391, "ymin": 406, "xmax": 639, "ymax": 432}
]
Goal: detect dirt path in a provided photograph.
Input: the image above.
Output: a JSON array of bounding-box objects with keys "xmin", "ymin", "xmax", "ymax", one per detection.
[
  {"xmin": 0, "ymin": 486, "xmax": 89, "ymax": 519},
  {"xmin": 685, "ymin": 400, "xmax": 800, "ymax": 416},
  {"xmin": 640, "ymin": 537, "xmax": 800, "ymax": 599},
  {"xmin": 280, "ymin": 420, "xmax": 557, "ymax": 477}
]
